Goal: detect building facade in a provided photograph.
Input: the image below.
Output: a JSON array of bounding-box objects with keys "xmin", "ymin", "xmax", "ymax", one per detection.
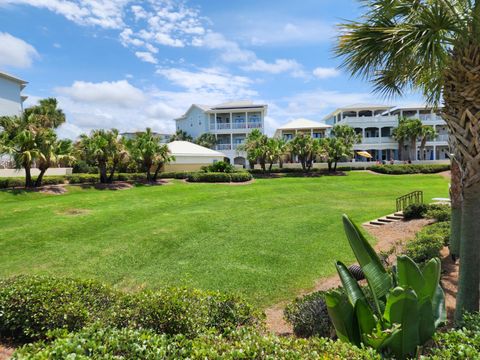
[
  {"xmin": 175, "ymin": 101, "xmax": 268, "ymax": 165},
  {"xmin": 322, "ymin": 104, "xmax": 448, "ymax": 161},
  {"xmin": 274, "ymin": 118, "xmax": 331, "ymax": 140},
  {"xmin": 0, "ymin": 71, "xmax": 27, "ymax": 116},
  {"xmin": 121, "ymin": 131, "xmax": 171, "ymax": 143}
]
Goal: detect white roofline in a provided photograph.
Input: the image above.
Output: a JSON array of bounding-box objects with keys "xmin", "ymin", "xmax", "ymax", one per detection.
[{"xmin": 0, "ymin": 71, "xmax": 28, "ymax": 87}]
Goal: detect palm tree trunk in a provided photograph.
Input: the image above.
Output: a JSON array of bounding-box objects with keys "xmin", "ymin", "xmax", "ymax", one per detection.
[
  {"xmin": 443, "ymin": 41, "xmax": 480, "ymax": 322},
  {"xmin": 99, "ymin": 163, "xmax": 108, "ymax": 183},
  {"xmin": 398, "ymin": 140, "xmax": 404, "ymax": 160},
  {"xmin": 108, "ymin": 162, "xmax": 117, "ymax": 183},
  {"xmin": 153, "ymin": 163, "xmax": 163, "ymax": 181},
  {"xmin": 450, "ymin": 158, "xmax": 462, "ymax": 259},
  {"xmin": 24, "ymin": 165, "xmax": 33, "ymax": 188},
  {"xmin": 35, "ymin": 168, "xmax": 47, "ymax": 188}
]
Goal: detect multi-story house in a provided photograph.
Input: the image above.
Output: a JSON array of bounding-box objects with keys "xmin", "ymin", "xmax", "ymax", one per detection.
[
  {"xmin": 322, "ymin": 103, "xmax": 449, "ymax": 161},
  {"xmin": 121, "ymin": 131, "xmax": 171, "ymax": 143},
  {"xmin": 273, "ymin": 118, "xmax": 331, "ymax": 140},
  {"xmin": 0, "ymin": 71, "xmax": 27, "ymax": 116},
  {"xmin": 174, "ymin": 101, "xmax": 268, "ymax": 166}
]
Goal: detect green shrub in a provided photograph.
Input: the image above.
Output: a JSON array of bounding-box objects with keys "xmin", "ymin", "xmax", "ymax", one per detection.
[
  {"xmin": 72, "ymin": 160, "xmax": 97, "ymax": 174},
  {"xmin": 405, "ymin": 231, "xmax": 444, "ymax": 263},
  {"xmin": 0, "ymin": 276, "xmax": 262, "ymax": 343},
  {"xmin": 0, "ymin": 176, "xmax": 66, "ymax": 189},
  {"xmin": 426, "ymin": 313, "xmax": 480, "ymax": 359},
  {"xmin": 284, "ymin": 291, "xmax": 334, "ymax": 338},
  {"xmin": 188, "ymin": 172, "xmax": 231, "ymax": 182},
  {"xmin": 425, "ymin": 203, "xmax": 451, "ymax": 222},
  {"xmin": 370, "ymin": 164, "xmax": 450, "ymax": 174},
  {"xmin": 0, "ymin": 276, "xmax": 119, "ymax": 341},
  {"xmin": 39, "ymin": 176, "xmax": 66, "ymax": 185},
  {"xmin": 157, "ymin": 171, "xmax": 191, "ymax": 179},
  {"xmin": 229, "ymin": 172, "xmax": 253, "ymax": 182},
  {"xmin": 108, "ymin": 288, "xmax": 262, "ymax": 338},
  {"xmin": 422, "ymin": 221, "xmax": 451, "ymax": 246},
  {"xmin": 67, "ymin": 174, "xmax": 98, "ymax": 184},
  {"xmin": 13, "ymin": 325, "xmax": 379, "ymax": 360},
  {"xmin": 204, "ymin": 161, "xmax": 235, "ymax": 173},
  {"xmin": 403, "ymin": 203, "xmax": 428, "ymax": 219},
  {"xmin": 114, "ymin": 173, "xmax": 147, "ymax": 182}
]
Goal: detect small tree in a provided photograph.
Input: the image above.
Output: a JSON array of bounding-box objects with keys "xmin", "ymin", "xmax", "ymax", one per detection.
[
  {"xmin": 289, "ymin": 134, "xmax": 320, "ymax": 172},
  {"xmin": 35, "ymin": 130, "xmax": 75, "ymax": 187},
  {"xmin": 419, "ymin": 126, "xmax": 437, "ymax": 161},
  {"xmin": 128, "ymin": 128, "xmax": 173, "ymax": 182},
  {"xmin": 170, "ymin": 130, "xmax": 193, "ymax": 142},
  {"xmin": 319, "ymin": 138, "xmax": 347, "ymax": 172},
  {"xmin": 195, "ymin": 133, "xmax": 217, "ymax": 149},
  {"xmin": 240, "ymin": 129, "xmax": 268, "ymax": 171},
  {"xmin": 77, "ymin": 129, "xmax": 126, "ymax": 184}
]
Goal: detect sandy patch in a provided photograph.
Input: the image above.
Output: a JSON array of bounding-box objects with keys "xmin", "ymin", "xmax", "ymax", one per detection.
[
  {"xmin": 57, "ymin": 208, "xmax": 92, "ymax": 216},
  {"xmin": 37, "ymin": 185, "xmax": 67, "ymax": 195}
]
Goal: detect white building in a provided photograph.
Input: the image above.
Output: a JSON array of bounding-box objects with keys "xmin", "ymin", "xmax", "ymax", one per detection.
[
  {"xmin": 164, "ymin": 141, "xmax": 225, "ymax": 172},
  {"xmin": 121, "ymin": 131, "xmax": 171, "ymax": 143},
  {"xmin": 0, "ymin": 71, "xmax": 27, "ymax": 116},
  {"xmin": 274, "ymin": 118, "xmax": 331, "ymax": 140},
  {"xmin": 322, "ymin": 104, "xmax": 448, "ymax": 161},
  {"xmin": 175, "ymin": 101, "xmax": 268, "ymax": 166}
]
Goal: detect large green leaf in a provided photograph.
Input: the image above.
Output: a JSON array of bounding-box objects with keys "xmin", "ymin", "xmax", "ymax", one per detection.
[
  {"xmin": 397, "ymin": 255, "xmax": 425, "ymax": 299},
  {"xmin": 355, "ymin": 297, "xmax": 376, "ymax": 336},
  {"xmin": 336, "ymin": 261, "xmax": 366, "ymax": 306},
  {"xmin": 421, "ymin": 258, "xmax": 441, "ymax": 301},
  {"xmin": 342, "ymin": 214, "xmax": 392, "ymax": 299},
  {"xmin": 383, "ymin": 287, "xmax": 420, "ymax": 360},
  {"xmin": 363, "ymin": 323, "xmax": 401, "ymax": 351},
  {"xmin": 418, "ymin": 298, "xmax": 435, "ymax": 344},
  {"xmin": 432, "ymin": 285, "xmax": 447, "ymax": 327},
  {"xmin": 325, "ymin": 290, "xmax": 360, "ymax": 345}
]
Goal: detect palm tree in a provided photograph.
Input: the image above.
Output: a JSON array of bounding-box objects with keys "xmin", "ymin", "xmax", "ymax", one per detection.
[
  {"xmin": 0, "ymin": 116, "xmax": 38, "ymax": 188},
  {"xmin": 335, "ymin": 0, "xmax": 480, "ymax": 320},
  {"xmin": 195, "ymin": 133, "xmax": 217, "ymax": 149},
  {"xmin": 240, "ymin": 129, "xmax": 267, "ymax": 170},
  {"xmin": 331, "ymin": 124, "xmax": 362, "ymax": 161},
  {"xmin": 25, "ymin": 98, "xmax": 66, "ymax": 129},
  {"xmin": 405, "ymin": 119, "xmax": 423, "ymax": 161},
  {"xmin": 289, "ymin": 134, "xmax": 320, "ymax": 172},
  {"xmin": 77, "ymin": 129, "xmax": 125, "ymax": 184},
  {"xmin": 419, "ymin": 126, "xmax": 438, "ymax": 160},
  {"xmin": 170, "ymin": 130, "xmax": 193, "ymax": 142},
  {"xmin": 128, "ymin": 128, "xmax": 173, "ymax": 182},
  {"xmin": 35, "ymin": 130, "xmax": 75, "ymax": 187},
  {"xmin": 392, "ymin": 120, "xmax": 408, "ymax": 161}
]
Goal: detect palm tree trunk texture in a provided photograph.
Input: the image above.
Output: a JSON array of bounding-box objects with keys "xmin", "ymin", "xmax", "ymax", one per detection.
[
  {"xmin": 35, "ymin": 168, "xmax": 47, "ymax": 188},
  {"xmin": 450, "ymin": 158, "xmax": 462, "ymax": 259},
  {"xmin": 443, "ymin": 42, "xmax": 480, "ymax": 322},
  {"xmin": 24, "ymin": 165, "xmax": 32, "ymax": 188}
]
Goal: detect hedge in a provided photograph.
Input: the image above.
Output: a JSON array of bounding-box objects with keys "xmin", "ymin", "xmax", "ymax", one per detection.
[
  {"xmin": 156, "ymin": 171, "xmax": 191, "ymax": 179},
  {"xmin": 0, "ymin": 176, "xmax": 66, "ymax": 189},
  {"xmin": 405, "ymin": 225, "xmax": 445, "ymax": 263},
  {"xmin": 0, "ymin": 276, "xmax": 262, "ymax": 343},
  {"xmin": 13, "ymin": 325, "xmax": 380, "ymax": 359},
  {"xmin": 370, "ymin": 164, "xmax": 450, "ymax": 174},
  {"xmin": 187, "ymin": 172, "xmax": 252, "ymax": 183}
]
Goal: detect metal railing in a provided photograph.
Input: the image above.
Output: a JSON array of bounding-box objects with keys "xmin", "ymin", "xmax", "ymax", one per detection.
[
  {"xmin": 247, "ymin": 122, "xmax": 262, "ymax": 129},
  {"xmin": 216, "ymin": 144, "xmax": 232, "ymax": 150},
  {"xmin": 396, "ymin": 190, "xmax": 424, "ymax": 212}
]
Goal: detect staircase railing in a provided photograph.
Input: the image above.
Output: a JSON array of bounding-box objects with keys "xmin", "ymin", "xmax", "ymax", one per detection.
[{"xmin": 396, "ymin": 190, "xmax": 423, "ymax": 212}]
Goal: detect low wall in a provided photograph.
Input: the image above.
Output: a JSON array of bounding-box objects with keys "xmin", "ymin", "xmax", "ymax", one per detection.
[{"xmin": 0, "ymin": 168, "xmax": 73, "ymax": 178}]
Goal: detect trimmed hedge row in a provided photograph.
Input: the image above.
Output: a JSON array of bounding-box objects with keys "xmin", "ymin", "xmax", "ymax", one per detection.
[
  {"xmin": 0, "ymin": 176, "xmax": 66, "ymax": 189},
  {"xmin": 187, "ymin": 172, "xmax": 252, "ymax": 183},
  {"xmin": 13, "ymin": 325, "xmax": 379, "ymax": 359},
  {"xmin": 370, "ymin": 164, "xmax": 450, "ymax": 174},
  {"xmin": 0, "ymin": 276, "xmax": 262, "ymax": 342}
]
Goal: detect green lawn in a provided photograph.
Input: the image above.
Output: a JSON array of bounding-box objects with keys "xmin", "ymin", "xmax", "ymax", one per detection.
[{"xmin": 0, "ymin": 172, "xmax": 448, "ymax": 307}]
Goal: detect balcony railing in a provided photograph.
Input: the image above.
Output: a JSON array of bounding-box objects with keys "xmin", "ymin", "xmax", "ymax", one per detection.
[
  {"xmin": 217, "ymin": 123, "xmax": 231, "ymax": 130},
  {"xmin": 233, "ymin": 122, "xmax": 246, "ymax": 129},
  {"xmin": 247, "ymin": 122, "xmax": 262, "ymax": 129},
  {"xmin": 216, "ymin": 144, "xmax": 232, "ymax": 150},
  {"xmin": 434, "ymin": 134, "xmax": 449, "ymax": 142}
]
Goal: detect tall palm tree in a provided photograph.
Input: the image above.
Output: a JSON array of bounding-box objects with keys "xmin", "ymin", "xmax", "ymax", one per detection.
[
  {"xmin": 0, "ymin": 116, "xmax": 38, "ymax": 188},
  {"xmin": 336, "ymin": 0, "xmax": 480, "ymax": 320},
  {"xmin": 419, "ymin": 126, "xmax": 438, "ymax": 160},
  {"xmin": 169, "ymin": 130, "xmax": 193, "ymax": 142},
  {"xmin": 35, "ymin": 130, "xmax": 75, "ymax": 187},
  {"xmin": 195, "ymin": 133, "xmax": 217, "ymax": 149},
  {"xmin": 405, "ymin": 119, "xmax": 423, "ymax": 161},
  {"xmin": 25, "ymin": 98, "xmax": 66, "ymax": 129},
  {"xmin": 392, "ymin": 120, "xmax": 408, "ymax": 161}
]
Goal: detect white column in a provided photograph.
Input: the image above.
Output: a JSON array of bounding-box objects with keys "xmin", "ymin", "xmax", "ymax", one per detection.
[
  {"xmin": 229, "ymin": 112, "xmax": 232, "ymax": 129},
  {"xmin": 362, "ymin": 128, "xmax": 365, "ymax": 139},
  {"xmin": 230, "ymin": 133, "xmax": 233, "ymax": 150},
  {"xmin": 245, "ymin": 111, "xmax": 248, "ymax": 129},
  {"xmin": 310, "ymin": 128, "xmax": 313, "ymax": 137},
  {"xmin": 356, "ymin": 111, "xmax": 359, "ymax": 118},
  {"xmin": 433, "ymin": 145, "xmax": 436, "ymax": 160},
  {"xmin": 214, "ymin": 113, "xmax": 218, "ymax": 131}
]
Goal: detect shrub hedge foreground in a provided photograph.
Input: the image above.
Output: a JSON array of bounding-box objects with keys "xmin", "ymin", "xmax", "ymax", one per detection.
[{"xmin": 370, "ymin": 164, "xmax": 450, "ymax": 175}]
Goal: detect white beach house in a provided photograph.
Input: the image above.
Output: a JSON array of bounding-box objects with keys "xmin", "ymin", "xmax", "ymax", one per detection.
[
  {"xmin": 175, "ymin": 101, "xmax": 268, "ymax": 166},
  {"xmin": 274, "ymin": 118, "xmax": 331, "ymax": 140},
  {"xmin": 0, "ymin": 71, "xmax": 27, "ymax": 116},
  {"xmin": 322, "ymin": 104, "xmax": 448, "ymax": 161}
]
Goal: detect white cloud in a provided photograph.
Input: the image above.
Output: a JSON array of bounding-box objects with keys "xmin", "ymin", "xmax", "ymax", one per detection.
[
  {"xmin": 242, "ymin": 59, "xmax": 306, "ymax": 78},
  {"xmin": 55, "ymin": 80, "xmax": 145, "ymax": 107},
  {"xmin": 135, "ymin": 51, "xmax": 157, "ymax": 64},
  {"xmin": 0, "ymin": 32, "xmax": 38, "ymax": 68},
  {"xmin": 197, "ymin": 32, "xmax": 255, "ymax": 63},
  {"xmin": 156, "ymin": 67, "xmax": 257, "ymax": 98},
  {"xmin": 313, "ymin": 67, "xmax": 340, "ymax": 79},
  {"xmin": 1, "ymin": 0, "xmax": 128, "ymax": 29}
]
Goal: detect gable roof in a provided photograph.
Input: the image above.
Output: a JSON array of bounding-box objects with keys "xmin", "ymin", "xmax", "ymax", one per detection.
[
  {"xmin": 277, "ymin": 118, "xmax": 331, "ymax": 130},
  {"xmin": 167, "ymin": 141, "xmax": 224, "ymax": 157}
]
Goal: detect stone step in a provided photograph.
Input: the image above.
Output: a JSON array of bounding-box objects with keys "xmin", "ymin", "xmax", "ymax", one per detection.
[
  {"xmin": 370, "ymin": 221, "xmax": 385, "ymax": 226},
  {"xmin": 377, "ymin": 218, "xmax": 394, "ymax": 223},
  {"xmin": 386, "ymin": 215, "xmax": 404, "ymax": 220},
  {"xmin": 394, "ymin": 212, "xmax": 404, "ymax": 217}
]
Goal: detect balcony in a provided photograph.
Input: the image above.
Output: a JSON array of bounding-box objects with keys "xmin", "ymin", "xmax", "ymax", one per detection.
[
  {"xmin": 248, "ymin": 122, "xmax": 262, "ymax": 129},
  {"xmin": 216, "ymin": 144, "xmax": 232, "ymax": 151},
  {"xmin": 433, "ymin": 134, "xmax": 449, "ymax": 142},
  {"xmin": 217, "ymin": 123, "xmax": 231, "ymax": 130},
  {"xmin": 233, "ymin": 122, "xmax": 246, "ymax": 129}
]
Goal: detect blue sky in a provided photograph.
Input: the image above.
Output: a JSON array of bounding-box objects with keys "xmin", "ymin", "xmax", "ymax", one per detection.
[{"xmin": 0, "ymin": 0, "xmax": 421, "ymax": 138}]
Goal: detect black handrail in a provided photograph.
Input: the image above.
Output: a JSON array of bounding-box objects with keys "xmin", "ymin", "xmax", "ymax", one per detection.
[{"xmin": 396, "ymin": 191, "xmax": 423, "ymax": 212}]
